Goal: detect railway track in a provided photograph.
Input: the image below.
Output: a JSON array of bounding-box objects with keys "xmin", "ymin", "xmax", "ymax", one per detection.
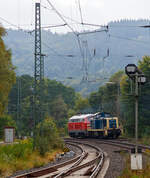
[
  {"xmin": 92, "ymin": 138, "xmax": 150, "ymax": 151},
  {"xmin": 10, "ymin": 140, "xmax": 105, "ymax": 178},
  {"xmin": 10, "ymin": 138, "xmax": 150, "ymax": 178},
  {"xmin": 65, "ymin": 138, "xmax": 150, "ymax": 151},
  {"xmin": 64, "ymin": 138, "xmax": 150, "ymax": 178}
]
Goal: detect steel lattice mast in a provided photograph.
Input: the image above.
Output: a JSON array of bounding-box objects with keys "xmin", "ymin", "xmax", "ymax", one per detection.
[
  {"xmin": 33, "ymin": 2, "xmax": 44, "ymax": 149},
  {"xmin": 35, "ymin": 2, "xmax": 42, "ymax": 83},
  {"xmin": 34, "ymin": 2, "xmax": 45, "ymax": 126}
]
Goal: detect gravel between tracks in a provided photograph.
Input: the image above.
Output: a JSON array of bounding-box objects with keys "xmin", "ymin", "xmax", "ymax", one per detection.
[
  {"xmin": 101, "ymin": 144, "xmax": 125, "ymax": 178},
  {"xmin": 91, "ymin": 142, "xmax": 125, "ymax": 178}
]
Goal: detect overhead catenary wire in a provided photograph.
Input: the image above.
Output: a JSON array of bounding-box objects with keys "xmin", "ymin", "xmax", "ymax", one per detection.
[
  {"xmin": 77, "ymin": 28, "xmax": 108, "ymax": 36},
  {"xmin": 79, "ymin": 22, "xmax": 150, "ymax": 28},
  {"xmin": 78, "ymin": 0, "xmax": 84, "ymax": 25},
  {"xmin": 40, "ymin": 2, "xmax": 81, "ymax": 24},
  {"xmin": 41, "ymin": 23, "xmax": 67, "ymax": 29},
  {"xmin": 2, "ymin": 0, "xmax": 150, "ymax": 84},
  {"xmin": 0, "ymin": 16, "xmax": 24, "ymax": 31},
  {"xmin": 109, "ymin": 34, "xmax": 150, "ymax": 45},
  {"xmin": 41, "ymin": 4, "xmax": 53, "ymax": 11},
  {"xmin": 45, "ymin": 0, "xmax": 85, "ymax": 62},
  {"xmin": 44, "ymin": 0, "xmax": 88, "ymax": 58},
  {"xmin": 81, "ymin": 22, "xmax": 108, "ymax": 28},
  {"xmin": 0, "ymin": 2, "xmax": 79, "ymax": 59},
  {"xmin": 46, "ymin": 0, "xmax": 77, "ymax": 36},
  {"xmin": 27, "ymin": 23, "xmax": 67, "ymax": 32},
  {"xmin": 0, "ymin": 15, "xmax": 76, "ymax": 59}
]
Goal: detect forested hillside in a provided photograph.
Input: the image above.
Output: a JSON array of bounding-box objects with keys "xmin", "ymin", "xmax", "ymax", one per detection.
[{"xmin": 3, "ymin": 19, "xmax": 150, "ymax": 95}]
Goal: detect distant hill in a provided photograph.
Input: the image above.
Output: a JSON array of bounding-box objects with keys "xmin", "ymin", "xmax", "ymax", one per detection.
[{"xmin": 3, "ymin": 19, "xmax": 150, "ymax": 95}]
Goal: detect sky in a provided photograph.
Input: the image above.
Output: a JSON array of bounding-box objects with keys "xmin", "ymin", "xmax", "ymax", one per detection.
[{"xmin": 0, "ymin": 0, "xmax": 150, "ymax": 33}]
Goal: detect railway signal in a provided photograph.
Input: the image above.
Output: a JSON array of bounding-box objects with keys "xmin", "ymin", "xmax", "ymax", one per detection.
[{"xmin": 125, "ymin": 64, "xmax": 146, "ymax": 170}]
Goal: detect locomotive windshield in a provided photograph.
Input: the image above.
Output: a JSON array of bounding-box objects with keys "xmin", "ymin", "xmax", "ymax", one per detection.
[
  {"xmin": 109, "ymin": 119, "xmax": 117, "ymax": 128},
  {"xmin": 69, "ymin": 118, "xmax": 84, "ymax": 122},
  {"xmin": 93, "ymin": 112, "xmax": 111, "ymax": 119}
]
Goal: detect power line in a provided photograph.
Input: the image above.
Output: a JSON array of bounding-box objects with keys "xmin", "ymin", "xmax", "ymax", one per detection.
[
  {"xmin": 0, "ymin": 16, "xmax": 23, "ymax": 30},
  {"xmin": 41, "ymin": 2, "xmax": 81, "ymax": 24},
  {"xmin": 46, "ymin": 0, "xmax": 77, "ymax": 36},
  {"xmin": 0, "ymin": 15, "xmax": 75, "ymax": 59},
  {"xmin": 77, "ymin": 28, "xmax": 108, "ymax": 36},
  {"xmin": 109, "ymin": 34, "xmax": 150, "ymax": 45},
  {"xmin": 28, "ymin": 23, "xmax": 67, "ymax": 32},
  {"xmin": 41, "ymin": 23, "xmax": 67, "ymax": 29},
  {"xmin": 41, "ymin": 4, "xmax": 53, "ymax": 11},
  {"xmin": 45, "ymin": 0, "xmax": 87, "ymax": 65},
  {"xmin": 78, "ymin": 0, "xmax": 84, "ymax": 24},
  {"xmin": 81, "ymin": 22, "xmax": 108, "ymax": 28}
]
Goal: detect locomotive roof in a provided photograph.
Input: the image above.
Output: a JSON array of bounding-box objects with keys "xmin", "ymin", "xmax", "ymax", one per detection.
[{"xmin": 69, "ymin": 114, "xmax": 93, "ymax": 120}]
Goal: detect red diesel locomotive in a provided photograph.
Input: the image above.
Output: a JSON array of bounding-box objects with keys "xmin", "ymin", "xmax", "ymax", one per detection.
[
  {"xmin": 68, "ymin": 113, "xmax": 121, "ymax": 138},
  {"xmin": 68, "ymin": 114, "xmax": 93, "ymax": 138}
]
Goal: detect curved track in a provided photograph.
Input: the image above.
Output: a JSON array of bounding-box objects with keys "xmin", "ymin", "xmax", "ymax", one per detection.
[
  {"xmin": 11, "ymin": 138, "xmax": 150, "ymax": 178},
  {"xmin": 11, "ymin": 141, "xmax": 105, "ymax": 178},
  {"xmin": 65, "ymin": 138, "xmax": 150, "ymax": 178},
  {"xmin": 66, "ymin": 138, "xmax": 150, "ymax": 151}
]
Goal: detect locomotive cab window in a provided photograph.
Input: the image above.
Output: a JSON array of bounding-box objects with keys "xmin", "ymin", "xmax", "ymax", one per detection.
[{"xmin": 109, "ymin": 119, "xmax": 117, "ymax": 128}]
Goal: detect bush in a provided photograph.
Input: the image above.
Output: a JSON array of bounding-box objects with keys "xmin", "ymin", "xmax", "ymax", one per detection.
[
  {"xmin": 0, "ymin": 138, "xmax": 63, "ymax": 177},
  {"xmin": 35, "ymin": 117, "xmax": 64, "ymax": 155},
  {"xmin": 0, "ymin": 139, "xmax": 33, "ymax": 162}
]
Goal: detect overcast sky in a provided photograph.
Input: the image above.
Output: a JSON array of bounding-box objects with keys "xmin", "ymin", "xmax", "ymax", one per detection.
[{"xmin": 0, "ymin": 0, "xmax": 150, "ymax": 33}]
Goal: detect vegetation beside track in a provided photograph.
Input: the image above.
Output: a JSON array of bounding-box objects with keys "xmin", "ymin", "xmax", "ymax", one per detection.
[
  {"xmin": 138, "ymin": 137, "xmax": 150, "ymax": 146},
  {"xmin": 0, "ymin": 117, "xmax": 65, "ymax": 177},
  {"xmin": 118, "ymin": 146, "xmax": 150, "ymax": 178},
  {"xmin": 0, "ymin": 138, "xmax": 65, "ymax": 177}
]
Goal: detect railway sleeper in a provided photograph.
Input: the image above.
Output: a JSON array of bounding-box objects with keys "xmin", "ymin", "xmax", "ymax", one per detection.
[{"xmin": 83, "ymin": 165, "xmax": 97, "ymax": 176}]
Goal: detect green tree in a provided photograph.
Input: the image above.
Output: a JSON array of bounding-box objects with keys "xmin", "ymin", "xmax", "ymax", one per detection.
[
  {"xmin": 74, "ymin": 94, "xmax": 90, "ymax": 113},
  {"xmin": 8, "ymin": 76, "xmax": 77, "ymax": 135},
  {"xmin": 35, "ymin": 117, "xmax": 64, "ymax": 155},
  {"xmin": 138, "ymin": 56, "xmax": 150, "ymax": 136},
  {"xmin": 91, "ymin": 71, "xmax": 124, "ymax": 115},
  {"xmin": 120, "ymin": 56, "xmax": 150, "ymax": 137},
  {"xmin": 89, "ymin": 92, "xmax": 101, "ymax": 112},
  {"xmin": 0, "ymin": 26, "xmax": 16, "ymax": 116},
  {"xmin": 50, "ymin": 96, "xmax": 68, "ymax": 128},
  {"xmin": 0, "ymin": 115, "xmax": 16, "ymax": 138}
]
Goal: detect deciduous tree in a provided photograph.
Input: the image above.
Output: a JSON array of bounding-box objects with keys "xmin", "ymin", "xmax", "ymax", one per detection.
[{"xmin": 0, "ymin": 26, "xmax": 16, "ymax": 116}]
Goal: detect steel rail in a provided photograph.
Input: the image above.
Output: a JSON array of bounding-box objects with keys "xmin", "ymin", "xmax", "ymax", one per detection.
[
  {"xmin": 11, "ymin": 140, "xmax": 106, "ymax": 178},
  {"xmin": 96, "ymin": 139, "xmax": 150, "ymax": 151},
  {"xmin": 65, "ymin": 138, "xmax": 150, "ymax": 151},
  {"xmin": 10, "ymin": 142, "xmax": 84, "ymax": 178},
  {"xmin": 54, "ymin": 140, "xmax": 104, "ymax": 178}
]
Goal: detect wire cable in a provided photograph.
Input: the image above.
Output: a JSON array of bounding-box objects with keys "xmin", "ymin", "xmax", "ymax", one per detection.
[
  {"xmin": 78, "ymin": 0, "xmax": 84, "ymax": 24},
  {"xmin": 81, "ymin": 22, "xmax": 108, "ymax": 28},
  {"xmin": 109, "ymin": 34, "xmax": 150, "ymax": 46},
  {"xmin": 78, "ymin": 28, "xmax": 108, "ymax": 36},
  {"xmin": 46, "ymin": 0, "xmax": 77, "ymax": 36},
  {"xmin": 0, "ymin": 15, "xmax": 75, "ymax": 58},
  {"xmin": 0, "ymin": 16, "xmax": 23, "ymax": 31}
]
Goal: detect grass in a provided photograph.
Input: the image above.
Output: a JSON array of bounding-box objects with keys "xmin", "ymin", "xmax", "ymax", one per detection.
[
  {"xmin": 118, "ymin": 153, "xmax": 150, "ymax": 178},
  {"xmin": 0, "ymin": 139, "xmax": 64, "ymax": 177},
  {"xmin": 118, "ymin": 137, "xmax": 150, "ymax": 178},
  {"xmin": 138, "ymin": 137, "xmax": 150, "ymax": 146}
]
